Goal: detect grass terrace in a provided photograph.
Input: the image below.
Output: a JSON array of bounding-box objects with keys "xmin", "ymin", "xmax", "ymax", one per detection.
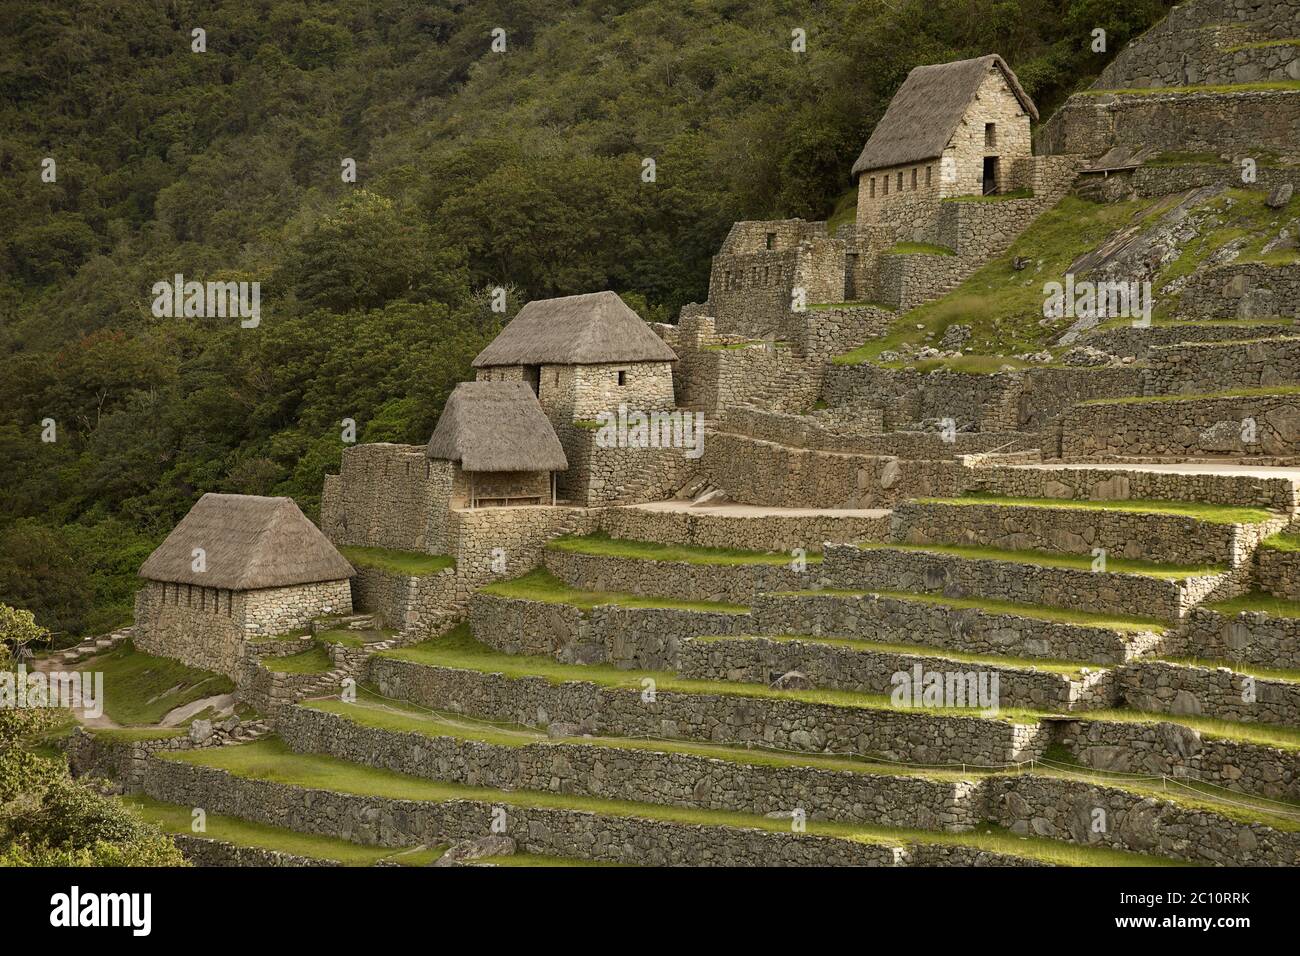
[
  {"xmin": 1261, "ymin": 531, "xmax": 1300, "ymax": 553},
  {"xmin": 548, "ymin": 531, "xmax": 819, "ymax": 566},
  {"xmin": 1207, "ymin": 590, "xmax": 1300, "ymax": 619},
  {"xmin": 854, "ymin": 541, "xmax": 1223, "ymax": 580},
  {"xmin": 1079, "ymin": 384, "xmax": 1300, "ymax": 406},
  {"xmin": 1078, "ymin": 709, "xmax": 1300, "ymax": 752},
  {"xmin": 381, "ymin": 625, "xmax": 1044, "ymax": 722},
  {"xmin": 163, "ymin": 737, "xmax": 1172, "ymax": 867},
  {"xmin": 919, "ymin": 494, "xmax": 1276, "ymax": 525},
  {"xmin": 1157, "ymin": 657, "xmax": 1300, "ymax": 684},
  {"xmin": 262, "ymin": 645, "xmax": 333, "ymax": 674},
  {"xmin": 481, "ymin": 568, "xmax": 748, "ymax": 614},
  {"xmin": 942, "ymin": 188, "xmax": 1033, "ymax": 202},
  {"xmin": 76, "ymin": 640, "xmax": 235, "ymax": 726},
  {"xmin": 887, "ymin": 241, "xmax": 955, "ymax": 256},
  {"xmin": 339, "ymin": 546, "xmax": 454, "ymax": 576},
  {"xmin": 121, "ymin": 795, "xmax": 445, "ymax": 866},
  {"xmin": 772, "ymin": 587, "xmax": 1165, "ymax": 633},
  {"xmin": 316, "ymin": 628, "xmax": 397, "ymax": 648}
]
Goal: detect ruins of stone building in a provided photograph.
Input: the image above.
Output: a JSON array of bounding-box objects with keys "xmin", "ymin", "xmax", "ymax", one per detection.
[
  {"xmin": 472, "ymin": 290, "xmax": 678, "ymax": 424},
  {"xmin": 426, "ymin": 380, "xmax": 568, "ymax": 507},
  {"xmin": 133, "ymin": 493, "xmax": 355, "ymax": 677}
]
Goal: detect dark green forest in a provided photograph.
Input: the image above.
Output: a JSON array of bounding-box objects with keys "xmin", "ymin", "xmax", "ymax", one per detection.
[{"xmin": 0, "ymin": 0, "xmax": 1172, "ymax": 641}]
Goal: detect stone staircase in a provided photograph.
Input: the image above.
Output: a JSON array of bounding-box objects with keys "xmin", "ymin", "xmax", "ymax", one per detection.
[{"xmin": 56, "ymin": 627, "xmax": 132, "ymax": 665}]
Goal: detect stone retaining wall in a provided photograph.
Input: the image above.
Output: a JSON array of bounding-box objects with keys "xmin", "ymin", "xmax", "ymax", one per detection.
[
  {"xmin": 173, "ymin": 834, "xmax": 333, "ymax": 867},
  {"xmin": 720, "ymin": 404, "xmax": 885, "ymax": 450},
  {"xmin": 1259, "ymin": 545, "xmax": 1300, "ymax": 601},
  {"xmin": 749, "ymin": 592, "xmax": 1159, "ymax": 665},
  {"xmin": 468, "ymin": 592, "xmax": 749, "ymax": 670},
  {"xmin": 1147, "ymin": 337, "xmax": 1300, "ymax": 397},
  {"xmin": 1177, "ymin": 263, "xmax": 1300, "ymax": 320},
  {"xmin": 1060, "ymin": 393, "xmax": 1300, "ymax": 459},
  {"xmin": 143, "ymin": 758, "xmax": 968, "ymax": 867},
  {"xmin": 277, "ymin": 705, "xmax": 980, "ymax": 831},
  {"xmin": 823, "ymin": 543, "xmax": 1219, "ymax": 622},
  {"xmin": 677, "ymin": 636, "xmax": 1116, "ymax": 711},
  {"xmin": 542, "ymin": 548, "xmax": 819, "ymax": 605},
  {"xmin": 1057, "ymin": 717, "xmax": 1300, "ymax": 802},
  {"xmin": 64, "ymin": 726, "xmax": 247, "ymax": 792},
  {"xmin": 892, "ymin": 500, "xmax": 1282, "ymax": 567},
  {"xmin": 349, "ymin": 565, "xmax": 460, "ymax": 637},
  {"xmin": 370, "ymin": 657, "xmax": 1050, "ymax": 766},
  {"xmin": 598, "ymin": 506, "xmax": 890, "ymax": 553},
  {"xmin": 1084, "ymin": 321, "xmax": 1299, "ymax": 360},
  {"xmin": 1171, "ymin": 606, "xmax": 1300, "ymax": 670},
  {"xmin": 1118, "ymin": 660, "xmax": 1300, "ymax": 726}
]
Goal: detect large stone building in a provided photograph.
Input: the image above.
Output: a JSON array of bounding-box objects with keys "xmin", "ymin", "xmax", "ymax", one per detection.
[
  {"xmin": 473, "ymin": 291, "xmax": 678, "ymax": 424},
  {"xmin": 851, "ymin": 54, "xmax": 1038, "ymax": 227},
  {"xmin": 133, "ymin": 493, "xmax": 355, "ymax": 676},
  {"xmin": 426, "ymin": 380, "xmax": 569, "ymax": 507}
]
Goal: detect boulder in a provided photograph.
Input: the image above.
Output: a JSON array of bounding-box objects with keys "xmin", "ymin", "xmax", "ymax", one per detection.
[
  {"xmin": 432, "ymin": 835, "xmax": 518, "ymax": 866},
  {"xmin": 1265, "ymin": 183, "xmax": 1294, "ymax": 209}
]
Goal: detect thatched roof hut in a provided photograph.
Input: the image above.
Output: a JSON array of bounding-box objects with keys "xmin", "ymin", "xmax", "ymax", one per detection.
[
  {"xmin": 426, "ymin": 381, "xmax": 568, "ymax": 473},
  {"xmin": 139, "ymin": 494, "xmax": 354, "ymax": 590},
  {"xmin": 472, "ymin": 291, "xmax": 677, "ymax": 368},
  {"xmin": 851, "ymin": 54, "xmax": 1038, "ymax": 176}
]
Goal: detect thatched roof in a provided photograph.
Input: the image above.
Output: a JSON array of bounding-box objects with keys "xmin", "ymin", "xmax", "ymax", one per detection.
[
  {"xmin": 140, "ymin": 494, "xmax": 353, "ymax": 590},
  {"xmin": 426, "ymin": 381, "xmax": 568, "ymax": 473},
  {"xmin": 472, "ymin": 291, "xmax": 677, "ymax": 367},
  {"xmin": 851, "ymin": 55, "xmax": 1038, "ymax": 176}
]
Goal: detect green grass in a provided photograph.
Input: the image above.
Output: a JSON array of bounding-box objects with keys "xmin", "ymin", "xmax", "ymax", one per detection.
[
  {"xmin": 691, "ymin": 633, "xmax": 1093, "ymax": 678},
  {"xmin": 1225, "ymin": 39, "xmax": 1300, "ymax": 53},
  {"xmin": 263, "ymin": 645, "xmax": 333, "ymax": 674},
  {"xmin": 548, "ymin": 531, "xmax": 819, "ymax": 566},
  {"xmin": 1085, "ymin": 80, "xmax": 1300, "ymax": 95},
  {"xmin": 120, "ymin": 795, "xmax": 445, "ymax": 866},
  {"xmin": 76, "ymin": 640, "xmax": 235, "ymax": 726},
  {"xmin": 887, "ymin": 241, "xmax": 955, "ymax": 256},
  {"xmin": 1080, "ymin": 384, "xmax": 1300, "ymax": 406},
  {"xmin": 942, "ymin": 188, "xmax": 1033, "ymax": 202},
  {"xmin": 856, "ymin": 541, "xmax": 1223, "ymax": 580},
  {"xmin": 1157, "ymin": 657, "xmax": 1300, "ymax": 684},
  {"xmin": 316, "ymin": 628, "xmax": 396, "ymax": 648},
  {"xmin": 1080, "ymin": 708, "xmax": 1300, "ymax": 752},
  {"xmin": 1154, "ymin": 189, "xmax": 1300, "ymax": 293},
  {"xmin": 339, "ymin": 545, "xmax": 454, "ymax": 576},
  {"xmin": 1261, "ymin": 532, "xmax": 1300, "ymax": 553},
  {"xmin": 165, "ymin": 737, "xmax": 1170, "ymax": 866},
  {"xmin": 825, "ymin": 187, "xmax": 857, "ymax": 234},
  {"xmin": 380, "ymin": 624, "xmax": 1043, "ymax": 723},
  {"xmin": 773, "ymin": 587, "xmax": 1164, "ymax": 633},
  {"xmin": 480, "ymin": 568, "xmax": 748, "ymax": 614},
  {"xmin": 306, "ymin": 696, "xmax": 982, "ymax": 781},
  {"xmin": 920, "ymin": 494, "xmax": 1276, "ymax": 525},
  {"xmin": 89, "ymin": 727, "xmax": 188, "ymax": 742},
  {"xmin": 1207, "ymin": 590, "xmax": 1300, "ymax": 619},
  {"xmin": 833, "ymin": 195, "xmax": 1160, "ymax": 367}
]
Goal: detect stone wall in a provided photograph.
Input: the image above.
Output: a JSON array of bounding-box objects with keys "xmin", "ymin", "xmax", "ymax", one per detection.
[
  {"xmin": 241, "ymin": 580, "xmax": 353, "ymax": 638},
  {"xmin": 749, "ymin": 592, "xmax": 1161, "ymax": 665},
  {"xmin": 444, "ymin": 505, "xmax": 597, "ymax": 584},
  {"xmin": 677, "ymin": 635, "xmax": 1116, "ymax": 711},
  {"xmin": 542, "ymin": 548, "xmax": 821, "ymax": 605},
  {"xmin": 824, "ymin": 542, "xmax": 1223, "ymax": 622},
  {"xmin": 143, "ymin": 757, "xmax": 999, "ymax": 867},
  {"xmin": 1132, "ymin": 163, "xmax": 1300, "ymax": 201},
  {"xmin": 891, "ymin": 500, "xmax": 1285, "ymax": 567},
  {"xmin": 718, "ymin": 404, "xmax": 885, "ymax": 451},
  {"xmin": 1171, "ymin": 606, "xmax": 1300, "ymax": 670},
  {"xmin": 468, "ymin": 592, "xmax": 749, "ymax": 669},
  {"xmin": 1117, "ymin": 659, "xmax": 1300, "ymax": 726},
  {"xmin": 277, "ymin": 704, "xmax": 980, "ymax": 832},
  {"xmin": 371, "ymin": 657, "xmax": 1051, "ymax": 765},
  {"xmin": 557, "ymin": 425, "xmax": 699, "ymax": 506},
  {"xmin": 65, "ymin": 725, "xmax": 253, "ymax": 793},
  {"xmin": 1060, "ymin": 393, "xmax": 1300, "ymax": 459},
  {"xmin": 796, "ymin": 306, "xmax": 894, "ymax": 365},
  {"xmin": 1057, "ymin": 716, "xmax": 1300, "ymax": 802},
  {"xmin": 598, "ymin": 505, "xmax": 890, "ymax": 553},
  {"xmin": 1259, "ymin": 545, "xmax": 1300, "ymax": 600},
  {"xmin": 1176, "ymin": 263, "xmax": 1300, "ymax": 320},
  {"xmin": 452, "ymin": 467, "xmax": 551, "ymax": 506},
  {"xmin": 1041, "ymin": 89, "xmax": 1300, "ymax": 161},
  {"xmin": 348, "ymin": 565, "xmax": 460, "ymax": 637},
  {"xmin": 172, "ymin": 834, "xmax": 334, "ymax": 867},
  {"xmin": 321, "ymin": 443, "xmax": 451, "ymax": 554}
]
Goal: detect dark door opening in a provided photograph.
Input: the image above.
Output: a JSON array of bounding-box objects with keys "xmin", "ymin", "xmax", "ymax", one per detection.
[
  {"xmin": 522, "ymin": 365, "xmax": 540, "ymax": 395},
  {"xmin": 982, "ymin": 157, "xmax": 998, "ymax": 196}
]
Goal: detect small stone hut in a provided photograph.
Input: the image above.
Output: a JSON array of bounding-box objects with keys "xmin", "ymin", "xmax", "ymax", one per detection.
[
  {"xmin": 133, "ymin": 493, "xmax": 355, "ymax": 676},
  {"xmin": 472, "ymin": 291, "xmax": 678, "ymax": 423},
  {"xmin": 852, "ymin": 54, "xmax": 1038, "ymax": 225},
  {"xmin": 426, "ymin": 380, "xmax": 569, "ymax": 507}
]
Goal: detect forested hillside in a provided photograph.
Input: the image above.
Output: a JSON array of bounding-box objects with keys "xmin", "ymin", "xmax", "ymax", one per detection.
[{"xmin": 0, "ymin": 0, "xmax": 1171, "ymax": 640}]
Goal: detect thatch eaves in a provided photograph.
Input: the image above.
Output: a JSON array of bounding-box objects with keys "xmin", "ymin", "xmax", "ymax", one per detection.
[{"xmin": 426, "ymin": 381, "xmax": 568, "ymax": 473}]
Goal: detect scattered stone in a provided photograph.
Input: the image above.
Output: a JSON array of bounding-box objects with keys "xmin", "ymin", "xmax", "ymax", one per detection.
[
  {"xmin": 432, "ymin": 835, "xmax": 517, "ymax": 866},
  {"xmin": 769, "ymin": 670, "xmax": 815, "ymax": 691},
  {"xmin": 188, "ymin": 719, "xmax": 213, "ymax": 744},
  {"xmin": 938, "ymin": 324, "xmax": 971, "ymax": 351},
  {"xmin": 1265, "ymin": 183, "xmax": 1294, "ymax": 209}
]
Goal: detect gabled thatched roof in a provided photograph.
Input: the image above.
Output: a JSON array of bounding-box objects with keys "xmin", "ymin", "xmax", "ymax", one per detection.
[
  {"xmin": 851, "ymin": 54, "xmax": 1038, "ymax": 176},
  {"xmin": 140, "ymin": 494, "xmax": 354, "ymax": 590},
  {"xmin": 426, "ymin": 381, "xmax": 568, "ymax": 473},
  {"xmin": 472, "ymin": 291, "xmax": 677, "ymax": 367}
]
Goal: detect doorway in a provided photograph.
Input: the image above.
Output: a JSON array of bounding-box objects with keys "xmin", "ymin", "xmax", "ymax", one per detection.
[
  {"xmin": 522, "ymin": 365, "xmax": 540, "ymax": 396},
  {"xmin": 982, "ymin": 157, "xmax": 999, "ymax": 196}
]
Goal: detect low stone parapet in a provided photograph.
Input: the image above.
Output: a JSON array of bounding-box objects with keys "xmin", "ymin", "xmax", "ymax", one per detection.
[
  {"xmin": 370, "ymin": 656, "xmax": 1050, "ymax": 766},
  {"xmin": 599, "ymin": 504, "xmax": 889, "ymax": 553},
  {"xmin": 750, "ymin": 591, "xmax": 1159, "ymax": 664},
  {"xmin": 1117, "ymin": 659, "xmax": 1300, "ymax": 727},
  {"xmin": 1057, "ymin": 716, "xmax": 1300, "ymax": 802},
  {"xmin": 677, "ymin": 635, "xmax": 1117, "ymax": 711},
  {"xmin": 1259, "ymin": 546, "xmax": 1300, "ymax": 601},
  {"xmin": 277, "ymin": 704, "xmax": 981, "ymax": 831},
  {"xmin": 172, "ymin": 834, "xmax": 334, "ymax": 867}
]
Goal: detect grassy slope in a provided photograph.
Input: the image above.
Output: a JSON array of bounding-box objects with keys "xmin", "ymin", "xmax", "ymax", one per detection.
[
  {"xmin": 262, "ymin": 645, "xmax": 334, "ymax": 674},
  {"xmin": 339, "ymin": 546, "xmax": 454, "ymax": 576},
  {"xmin": 165, "ymin": 738, "xmax": 1171, "ymax": 867},
  {"xmin": 76, "ymin": 641, "xmax": 234, "ymax": 726},
  {"xmin": 481, "ymin": 568, "xmax": 748, "ymax": 614},
  {"xmin": 548, "ymin": 532, "xmax": 819, "ymax": 566},
  {"xmin": 1208, "ymin": 591, "xmax": 1300, "ymax": 619}
]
